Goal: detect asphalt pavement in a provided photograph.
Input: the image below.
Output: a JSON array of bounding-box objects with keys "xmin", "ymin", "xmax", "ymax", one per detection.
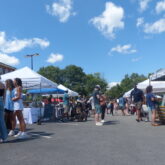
[{"xmin": 0, "ymin": 114, "xmax": 165, "ymax": 165}]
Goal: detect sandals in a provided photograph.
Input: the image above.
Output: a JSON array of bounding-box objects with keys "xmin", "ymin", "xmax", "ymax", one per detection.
[{"xmin": 151, "ymin": 123, "xmax": 160, "ymax": 126}]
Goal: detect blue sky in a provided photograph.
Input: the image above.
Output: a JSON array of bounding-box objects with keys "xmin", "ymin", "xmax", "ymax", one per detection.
[{"xmin": 0, "ymin": 0, "xmax": 165, "ymax": 83}]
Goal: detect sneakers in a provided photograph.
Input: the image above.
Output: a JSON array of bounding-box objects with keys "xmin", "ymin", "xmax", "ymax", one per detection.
[
  {"xmin": 101, "ymin": 120, "xmax": 105, "ymax": 123},
  {"xmin": 96, "ymin": 122, "xmax": 103, "ymax": 126},
  {"xmin": 17, "ymin": 132, "xmax": 29, "ymax": 139},
  {"xmin": 145, "ymin": 119, "xmax": 150, "ymax": 122},
  {"xmin": 14, "ymin": 131, "xmax": 22, "ymax": 138},
  {"xmin": 8, "ymin": 130, "xmax": 15, "ymax": 136}
]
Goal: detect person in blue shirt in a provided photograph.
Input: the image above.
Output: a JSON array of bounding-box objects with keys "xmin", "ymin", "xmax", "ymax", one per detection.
[
  {"xmin": 131, "ymin": 84, "xmax": 144, "ymax": 122},
  {"xmin": 4, "ymin": 79, "xmax": 15, "ymax": 136},
  {"xmin": 63, "ymin": 90, "xmax": 70, "ymax": 119},
  {"xmin": 146, "ymin": 85, "xmax": 159, "ymax": 126},
  {"xmin": 118, "ymin": 97, "xmax": 126, "ymax": 116}
]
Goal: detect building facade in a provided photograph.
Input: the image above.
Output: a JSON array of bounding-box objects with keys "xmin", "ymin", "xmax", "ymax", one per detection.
[{"xmin": 0, "ymin": 62, "xmax": 16, "ymax": 75}]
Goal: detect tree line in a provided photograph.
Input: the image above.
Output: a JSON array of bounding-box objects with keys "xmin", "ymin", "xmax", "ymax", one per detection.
[
  {"xmin": 38, "ymin": 65, "xmax": 108, "ymax": 96},
  {"xmin": 38, "ymin": 65, "xmax": 147, "ymax": 98}
]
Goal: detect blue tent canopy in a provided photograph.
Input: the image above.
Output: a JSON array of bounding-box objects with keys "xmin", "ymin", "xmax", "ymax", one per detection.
[{"xmin": 27, "ymin": 88, "xmax": 65, "ymax": 94}]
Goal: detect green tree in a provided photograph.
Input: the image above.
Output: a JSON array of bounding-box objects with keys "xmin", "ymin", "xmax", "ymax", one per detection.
[
  {"xmin": 38, "ymin": 66, "xmax": 62, "ymax": 84},
  {"xmin": 85, "ymin": 73, "xmax": 108, "ymax": 95},
  {"xmin": 106, "ymin": 73, "xmax": 147, "ymax": 99},
  {"xmin": 61, "ymin": 65, "xmax": 87, "ymax": 95},
  {"xmin": 106, "ymin": 85, "xmax": 123, "ymax": 99}
]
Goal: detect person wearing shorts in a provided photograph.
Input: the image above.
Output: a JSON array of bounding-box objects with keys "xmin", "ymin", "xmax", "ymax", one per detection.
[
  {"xmin": 12, "ymin": 78, "xmax": 27, "ymax": 139},
  {"xmin": 131, "ymin": 84, "xmax": 144, "ymax": 122},
  {"xmin": 119, "ymin": 97, "xmax": 126, "ymax": 116},
  {"xmin": 146, "ymin": 85, "xmax": 159, "ymax": 126},
  {"xmin": 93, "ymin": 85, "xmax": 102, "ymax": 126}
]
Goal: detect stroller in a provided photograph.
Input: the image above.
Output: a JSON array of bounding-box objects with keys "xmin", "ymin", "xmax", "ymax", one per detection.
[{"xmin": 71, "ymin": 101, "xmax": 88, "ymax": 122}]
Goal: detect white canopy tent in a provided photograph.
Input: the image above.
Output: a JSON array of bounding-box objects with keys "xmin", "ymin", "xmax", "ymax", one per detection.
[
  {"xmin": 1, "ymin": 67, "xmax": 57, "ymax": 89},
  {"xmin": 123, "ymin": 79, "xmax": 165, "ymax": 97},
  {"xmin": 58, "ymin": 84, "xmax": 79, "ymax": 97},
  {"xmin": 150, "ymin": 69, "xmax": 165, "ymax": 81}
]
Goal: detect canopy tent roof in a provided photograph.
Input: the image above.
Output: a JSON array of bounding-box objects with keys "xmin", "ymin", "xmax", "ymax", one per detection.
[
  {"xmin": 27, "ymin": 88, "xmax": 65, "ymax": 94},
  {"xmin": 58, "ymin": 84, "xmax": 79, "ymax": 97},
  {"xmin": 150, "ymin": 69, "xmax": 165, "ymax": 81},
  {"xmin": 1, "ymin": 67, "xmax": 57, "ymax": 89},
  {"xmin": 123, "ymin": 79, "xmax": 165, "ymax": 97}
]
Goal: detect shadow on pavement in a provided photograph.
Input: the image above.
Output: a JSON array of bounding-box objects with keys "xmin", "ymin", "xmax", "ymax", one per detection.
[
  {"xmin": 104, "ymin": 120, "xmax": 120, "ymax": 125},
  {"xmin": 6, "ymin": 131, "xmax": 54, "ymax": 143}
]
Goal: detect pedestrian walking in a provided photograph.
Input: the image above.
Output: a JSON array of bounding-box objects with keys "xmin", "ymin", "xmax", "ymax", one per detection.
[
  {"xmin": 130, "ymin": 84, "xmax": 144, "ymax": 122},
  {"xmin": 110, "ymin": 101, "xmax": 114, "ymax": 116},
  {"xmin": 100, "ymin": 93, "xmax": 107, "ymax": 123},
  {"xmin": 119, "ymin": 97, "xmax": 126, "ymax": 116},
  {"xmin": 93, "ymin": 85, "xmax": 102, "ymax": 126}
]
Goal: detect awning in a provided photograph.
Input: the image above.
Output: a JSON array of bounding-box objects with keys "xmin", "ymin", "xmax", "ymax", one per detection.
[{"xmin": 27, "ymin": 88, "xmax": 65, "ymax": 94}]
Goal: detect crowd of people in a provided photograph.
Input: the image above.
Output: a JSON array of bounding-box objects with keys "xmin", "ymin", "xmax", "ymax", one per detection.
[
  {"xmin": 0, "ymin": 78, "xmax": 27, "ymax": 143},
  {"xmin": 0, "ymin": 78, "xmax": 162, "ymax": 143},
  {"xmin": 91, "ymin": 84, "xmax": 161, "ymax": 126}
]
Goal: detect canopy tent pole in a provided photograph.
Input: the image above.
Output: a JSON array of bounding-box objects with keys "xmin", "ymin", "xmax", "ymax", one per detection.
[{"xmin": 37, "ymin": 82, "xmax": 42, "ymax": 125}]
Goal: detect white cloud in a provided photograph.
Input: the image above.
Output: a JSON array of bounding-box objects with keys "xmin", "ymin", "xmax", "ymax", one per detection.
[
  {"xmin": 144, "ymin": 18, "xmax": 165, "ymax": 33},
  {"xmin": 111, "ymin": 44, "xmax": 137, "ymax": 54},
  {"xmin": 46, "ymin": 0, "xmax": 75, "ymax": 23},
  {"xmin": 136, "ymin": 17, "xmax": 144, "ymax": 27},
  {"xmin": 156, "ymin": 0, "xmax": 165, "ymax": 14},
  {"xmin": 0, "ymin": 53, "xmax": 19, "ymax": 66},
  {"xmin": 90, "ymin": 2, "xmax": 124, "ymax": 39},
  {"xmin": 47, "ymin": 53, "xmax": 64, "ymax": 63},
  {"xmin": 139, "ymin": 0, "xmax": 152, "ymax": 12},
  {"xmin": 0, "ymin": 31, "xmax": 50, "ymax": 54},
  {"xmin": 132, "ymin": 57, "xmax": 142, "ymax": 62}
]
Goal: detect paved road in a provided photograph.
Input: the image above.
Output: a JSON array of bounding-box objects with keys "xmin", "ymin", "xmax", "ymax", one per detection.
[{"xmin": 0, "ymin": 115, "xmax": 165, "ymax": 165}]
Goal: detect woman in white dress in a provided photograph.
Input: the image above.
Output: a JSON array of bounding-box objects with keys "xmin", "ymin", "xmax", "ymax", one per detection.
[{"xmin": 12, "ymin": 78, "xmax": 27, "ymax": 139}]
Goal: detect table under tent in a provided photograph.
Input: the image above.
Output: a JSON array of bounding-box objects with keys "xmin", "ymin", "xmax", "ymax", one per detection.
[{"xmin": 1, "ymin": 67, "xmax": 58, "ymax": 124}]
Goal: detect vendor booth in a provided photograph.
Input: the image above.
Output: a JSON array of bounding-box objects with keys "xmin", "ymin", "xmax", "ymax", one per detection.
[
  {"xmin": 150, "ymin": 69, "xmax": 165, "ymax": 124},
  {"xmin": 58, "ymin": 84, "xmax": 79, "ymax": 97},
  {"xmin": 150, "ymin": 69, "xmax": 165, "ymax": 81},
  {"xmin": 1, "ymin": 66, "xmax": 57, "ymax": 89},
  {"xmin": 123, "ymin": 79, "xmax": 165, "ymax": 98},
  {"xmin": 27, "ymin": 88, "xmax": 65, "ymax": 94},
  {"xmin": 1, "ymin": 67, "xmax": 58, "ymax": 124}
]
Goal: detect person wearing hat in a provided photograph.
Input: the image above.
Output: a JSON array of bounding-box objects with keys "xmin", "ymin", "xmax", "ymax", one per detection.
[{"xmin": 93, "ymin": 85, "xmax": 102, "ymax": 126}]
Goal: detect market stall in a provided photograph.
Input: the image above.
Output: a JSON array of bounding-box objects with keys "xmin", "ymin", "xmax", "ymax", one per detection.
[
  {"xmin": 58, "ymin": 84, "xmax": 79, "ymax": 97},
  {"xmin": 123, "ymin": 79, "xmax": 165, "ymax": 97},
  {"xmin": 1, "ymin": 67, "xmax": 58, "ymax": 124},
  {"xmin": 150, "ymin": 69, "xmax": 165, "ymax": 124},
  {"xmin": 1, "ymin": 66, "xmax": 57, "ymax": 89}
]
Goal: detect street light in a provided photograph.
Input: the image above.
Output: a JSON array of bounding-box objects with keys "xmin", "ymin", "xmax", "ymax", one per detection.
[{"xmin": 25, "ymin": 53, "xmax": 39, "ymax": 70}]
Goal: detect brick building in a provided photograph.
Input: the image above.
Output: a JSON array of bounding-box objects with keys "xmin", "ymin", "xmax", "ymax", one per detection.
[{"xmin": 0, "ymin": 62, "xmax": 16, "ymax": 75}]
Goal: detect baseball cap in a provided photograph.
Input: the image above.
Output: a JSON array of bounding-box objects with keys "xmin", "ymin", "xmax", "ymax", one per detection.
[{"xmin": 95, "ymin": 85, "xmax": 101, "ymax": 89}]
